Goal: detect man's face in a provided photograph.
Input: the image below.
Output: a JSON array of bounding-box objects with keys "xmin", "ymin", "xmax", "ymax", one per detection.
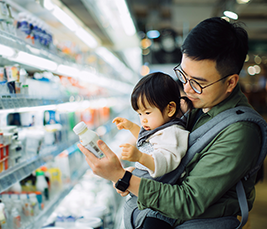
[{"xmin": 180, "ymin": 54, "xmax": 230, "ymax": 112}]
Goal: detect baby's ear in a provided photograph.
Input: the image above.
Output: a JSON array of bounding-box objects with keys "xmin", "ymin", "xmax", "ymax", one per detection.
[{"xmin": 168, "ymin": 101, "xmax": 176, "ymax": 117}]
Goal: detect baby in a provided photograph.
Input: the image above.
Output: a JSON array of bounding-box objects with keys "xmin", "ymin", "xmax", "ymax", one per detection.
[{"xmin": 113, "ymin": 72, "xmax": 191, "ymax": 229}]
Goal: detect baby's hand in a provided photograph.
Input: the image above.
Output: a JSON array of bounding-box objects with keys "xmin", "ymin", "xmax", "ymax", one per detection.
[
  {"xmin": 112, "ymin": 117, "xmax": 133, "ymax": 130},
  {"xmin": 120, "ymin": 144, "xmax": 142, "ymax": 162}
]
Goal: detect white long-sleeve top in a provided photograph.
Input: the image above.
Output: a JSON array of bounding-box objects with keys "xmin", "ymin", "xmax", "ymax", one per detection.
[{"xmin": 135, "ymin": 124, "xmax": 189, "ymax": 178}]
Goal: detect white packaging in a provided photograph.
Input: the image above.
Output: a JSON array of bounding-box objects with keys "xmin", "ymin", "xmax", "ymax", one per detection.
[
  {"xmin": 0, "ymin": 203, "xmax": 8, "ymax": 229},
  {"xmin": 73, "ymin": 122, "xmax": 105, "ymax": 159},
  {"xmin": 82, "ymin": 204, "xmax": 107, "ymax": 220},
  {"xmin": 75, "ymin": 217, "xmax": 102, "ymax": 229}
]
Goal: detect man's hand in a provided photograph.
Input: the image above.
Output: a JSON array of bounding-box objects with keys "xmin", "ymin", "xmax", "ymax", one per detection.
[
  {"xmin": 120, "ymin": 143, "xmax": 142, "ymax": 162},
  {"xmin": 112, "ymin": 117, "xmax": 133, "ymax": 130},
  {"xmin": 78, "ymin": 140, "xmax": 125, "ymax": 183}
]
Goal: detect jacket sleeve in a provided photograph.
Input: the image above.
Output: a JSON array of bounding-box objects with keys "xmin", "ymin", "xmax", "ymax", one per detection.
[
  {"xmin": 147, "ymin": 125, "xmax": 189, "ymax": 178},
  {"xmin": 137, "ymin": 122, "xmax": 261, "ymax": 221}
]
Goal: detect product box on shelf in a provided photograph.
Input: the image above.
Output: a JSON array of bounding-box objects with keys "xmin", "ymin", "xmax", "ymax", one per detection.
[
  {"xmin": 0, "ymin": 144, "xmax": 8, "ymax": 172},
  {"xmin": 54, "ymin": 151, "xmax": 71, "ymax": 184}
]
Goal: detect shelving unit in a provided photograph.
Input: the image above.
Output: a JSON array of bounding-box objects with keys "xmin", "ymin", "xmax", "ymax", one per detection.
[
  {"xmin": 0, "ymin": 93, "xmax": 132, "ymax": 229},
  {"xmin": 0, "ymin": 94, "xmax": 68, "ymax": 110},
  {"xmin": 0, "ymin": 26, "xmax": 80, "ymax": 73},
  {"xmin": 24, "ymin": 152, "xmax": 89, "ymax": 229},
  {"xmin": 0, "ymin": 2, "xmax": 136, "ymax": 228},
  {"xmin": 0, "ymin": 138, "xmax": 78, "ymax": 193}
]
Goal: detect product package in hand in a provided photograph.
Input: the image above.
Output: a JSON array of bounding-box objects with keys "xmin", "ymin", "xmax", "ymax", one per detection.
[{"xmin": 73, "ymin": 121, "xmax": 105, "ymax": 159}]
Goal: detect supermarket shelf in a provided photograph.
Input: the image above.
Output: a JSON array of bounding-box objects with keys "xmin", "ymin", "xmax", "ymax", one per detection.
[
  {"xmin": 25, "ymin": 162, "xmax": 89, "ymax": 229},
  {"xmin": 0, "ymin": 94, "xmax": 68, "ymax": 110},
  {"xmin": 0, "ymin": 29, "xmax": 74, "ymax": 66},
  {"xmin": 0, "ymin": 138, "xmax": 78, "ymax": 193}
]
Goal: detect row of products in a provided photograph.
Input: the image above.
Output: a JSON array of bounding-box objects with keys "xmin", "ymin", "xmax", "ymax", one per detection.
[
  {"xmin": 0, "ymin": 1, "xmax": 54, "ymax": 50},
  {"xmin": 0, "ymin": 168, "xmax": 50, "ymax": 229},
  {"xmin": 42, "ymin": 170, "xmax": 123, "ymax": 229},
  {"xmin": 76, "ymin": 106, "xmax": 111, "ymax": 131},
  {"xmin": 0, "ymin": 1, "xmax": 16, "ymax": 36},
  {"xmin": 16, "ymin": 12, "xmax": 53, "ymax": 49},
  {"xmin": 0, "ymin": 65, "xmax": 28, "ymax": 95},
  {"xmin": 0, "ymin": 125, "xmax": 22, "ymax": 173},
  {"xmin": 0, "ymin": 110, "xmax": 70, "ymax": 173},
  {"xmin": 0, "ymin": 145, "xmax": 88, "ymax": 229},
  {"xmin": 0, "ymin": 99, "xmax": 114, "ymax": 174}
]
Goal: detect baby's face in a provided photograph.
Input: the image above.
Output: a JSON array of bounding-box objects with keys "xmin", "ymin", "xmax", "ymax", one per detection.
[{"xmin": 137, "ymin": 97, "xmax": 170, "ymax": 131}]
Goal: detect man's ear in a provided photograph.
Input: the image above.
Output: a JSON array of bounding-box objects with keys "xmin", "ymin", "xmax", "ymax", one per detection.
[
  {"xmin": 226, "ymin": 74, "xmax": 239, "ymax": 93},
  {"xmin": 168, "ymin": 101, "xmax": 177, "ymax": 117}
]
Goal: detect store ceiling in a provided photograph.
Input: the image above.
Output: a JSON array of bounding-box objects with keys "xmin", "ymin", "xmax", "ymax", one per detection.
[
  {"xmin": 60, "ymin": 0, "xmax": 267, "ymax": 52},
  {"xmin": 7, "ymin": 0, "xmax": 267, "ymax": 65}
]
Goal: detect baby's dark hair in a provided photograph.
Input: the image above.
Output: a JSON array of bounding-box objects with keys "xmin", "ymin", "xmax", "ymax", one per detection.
[{"xmin": 131, "ymin": 72, "xmax": 188, "ymax": 118}]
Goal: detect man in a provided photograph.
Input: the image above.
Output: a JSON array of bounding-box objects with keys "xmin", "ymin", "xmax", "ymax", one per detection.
[{"xmin": 78, "ymin": 17, "xmax": 262, "ymax": 228}]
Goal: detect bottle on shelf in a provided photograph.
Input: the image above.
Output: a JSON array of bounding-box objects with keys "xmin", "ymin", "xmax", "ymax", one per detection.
[
  {"xmin": 9, "ymin": 195, "xmax": 21, "ymax": 229},
  {"xmin": 20, "ymin": 193, "xmax": 31, "ymax": 225},
  {"xmin": 35, "ymin": 169, "xmax": 49, "ymax": 203},
  {"xmin": 0, "ymin": 194, "xmax": 10, "ymax": 228},
  {"xmin": 28, "ymin": 193, "xmax": 39, "ymax": 217},
  {"xmin": 0, "ymin": 202, "xmax": 8, "ymax": 229}
]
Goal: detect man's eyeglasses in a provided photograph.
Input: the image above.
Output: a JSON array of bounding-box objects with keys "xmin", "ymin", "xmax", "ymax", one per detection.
[{"xmin": 173, "ymin": 64, "xmax": 231, "ymax": 94}]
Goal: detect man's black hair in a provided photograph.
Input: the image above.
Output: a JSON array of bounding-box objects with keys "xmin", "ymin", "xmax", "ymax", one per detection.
[{"xmin": 181, "ymin": 17, "xmax": 248, "ymax": 77}]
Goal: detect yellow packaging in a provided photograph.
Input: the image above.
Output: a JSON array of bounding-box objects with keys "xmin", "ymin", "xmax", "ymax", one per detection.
[{"xmin": 47, "ymin": 168, "xmax": 62, "ymax": 189}]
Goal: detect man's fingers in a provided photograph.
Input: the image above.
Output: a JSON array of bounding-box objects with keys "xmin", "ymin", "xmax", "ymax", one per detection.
[
  {"xmin": 78, "ymin": 144, "xmax": 94, "ymax": 159},
  {"xmin": 97, "ymin": 139, "xmax": 114, "ymax": 158},
  {"xmin": 77, "ymin": 143, "xmax": 97, "ymax": 169}
]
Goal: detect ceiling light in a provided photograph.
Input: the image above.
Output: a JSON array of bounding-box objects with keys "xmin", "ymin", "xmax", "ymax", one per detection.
[
  {"xmin": 247, "ymin": 66, "xmax": 255, "ymax": 75},
  {"xmin": 141, "ymin": 38, "xmax": 152, "ymax": 49},
  {"xmin": 52, "ymin": 5, "xmax": 78, "ymax": 31},
  {"xmin": 221, "ymin": 16, "xmax": 230, "ymax": 22},
  {"xmin": 147, "ymin": 30, "xmax": 160, "ymax": 39},
  {"xmin": 95, "ymin": 47, "xmax": 134, "ymax": 82},
  {"xmin": 236, "ymin": 0, "xmax": 250, "ymax": 4},
  {"xmin": 140, "ymin": 65, "xmax": 150, "ymax": 76},
  {"xmin": 43, "ymin": 0, "xmax": 55, "ymax": 11},
  {"xmin": 75, "ymin": 27, "xmax": 98, "ymax": 49},
  {"xmin": 245, "ymin": 54, "xmax": 249, "ymax": 62},
  {"xmin": 254, "ymin": 56, "xmax": 261, "ymax": 64},
  {"xmin": 223, "ymin": 11, "xmax": 238, "ymax": 20},
  {"xmin": 254, "ymin": 65, "xmax": 261, "ymax": 74},
  {"xmin": 115, "ymin": 0, "xmax": 136, "ymax": 36}
]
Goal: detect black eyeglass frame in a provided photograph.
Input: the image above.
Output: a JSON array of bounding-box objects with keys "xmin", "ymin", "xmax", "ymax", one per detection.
[{"xmin": 173, "ymin": 64, "xmax": 232, "ymax": 94}]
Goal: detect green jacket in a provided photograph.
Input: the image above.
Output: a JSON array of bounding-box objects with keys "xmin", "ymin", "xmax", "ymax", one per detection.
[{"xmin": 137, "ymin": 84, "xmax": 261, "ymax": 226}]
